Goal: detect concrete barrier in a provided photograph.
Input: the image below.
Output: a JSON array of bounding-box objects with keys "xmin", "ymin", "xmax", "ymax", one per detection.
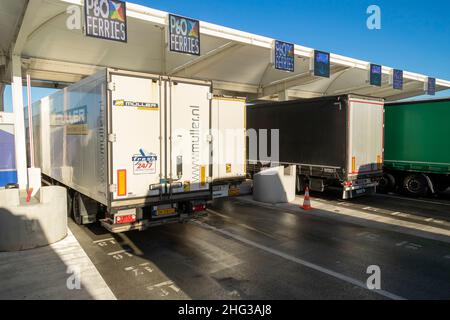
[
  {"xmin": 0, "ymin": 186, "xmax": 68, "ymax": 251},
  {"xmin": 253, "ymin": 166, "xmax": 296, "ymax": 204}
]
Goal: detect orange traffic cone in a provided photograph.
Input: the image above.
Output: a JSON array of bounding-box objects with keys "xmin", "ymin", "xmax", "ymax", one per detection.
[{"xmin": 302, "ymin": 186, "xmax": 313, "ymax": 211}]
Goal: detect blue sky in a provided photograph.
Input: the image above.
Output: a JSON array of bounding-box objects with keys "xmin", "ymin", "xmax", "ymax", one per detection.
[{"xmin": 3, "ymin": 0, "xmax": 450, "ymax": 112}]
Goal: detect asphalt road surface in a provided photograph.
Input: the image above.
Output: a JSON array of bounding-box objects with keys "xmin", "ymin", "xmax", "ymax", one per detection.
[{"xmin": 71, "ymin": 196, "xmax": 450, "ymax": 300}]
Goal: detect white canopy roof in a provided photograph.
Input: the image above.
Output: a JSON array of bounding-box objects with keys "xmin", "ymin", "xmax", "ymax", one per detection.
[{"xmin": 2, "ymin": 0, "xmax": 450, "ymax": 101}]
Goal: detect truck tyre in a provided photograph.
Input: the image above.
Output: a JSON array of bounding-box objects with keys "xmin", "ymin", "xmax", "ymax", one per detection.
[
  {"xmin": 378, "ymin": 173, "xmax": 395, "ymax": 194},
  {"xmin": 67, "ymin": 191, "xmax": 73, "ymax": 218},
  {"xmin": 296, "ymin": 175, "xmax": 308, "ymax": 194},
  {"xmin": 73, "ymin": 192, "xmax": 84, "ymax": 225},
  {"xmin": 403, "ymin": 174, "xmax": 428, "ymax": 197}
]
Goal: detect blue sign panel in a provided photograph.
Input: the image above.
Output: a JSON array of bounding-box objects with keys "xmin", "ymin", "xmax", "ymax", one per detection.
[
  {"xmin": 274, "ymin": 40, "xmax": 295, "ymax": 72},
  {"xmin": 370, "ymin": 64, "xmax": 382, "ymax": 87},
  {"xmin": 427, "ymin": 77, "xmax": 436, "ymax": 95},
  {"xmin": 0, "ymin": 127, "xmax": 17, "ymax": 187},
  {"xmin": 313, "ymin": 50, "xmax": 330, "ymax": 78},
  {"xmin": 393, "ymin": 69, "xmax": 403, "ymax": 90}
]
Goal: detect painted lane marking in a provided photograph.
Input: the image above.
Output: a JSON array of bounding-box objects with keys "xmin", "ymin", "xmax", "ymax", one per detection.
[
  {"xmin": 207, "ymin": 209, "xmax": 279, "ymax": 240},
  {"xmin": 146, "ymin": 281, "xmax": 181, "ymax": 297},
  {"xmin": 107, "ymin": 250, "xmax": 128, "ymax": 256},
  {"xmin": 107, "ymin": 249, "xmax": 133, "ymax": 260},
  {"xmin": 125, "ymin": 263, "xmax": 154, "ymax": 276},
  {"xmin": 193, "ymin": 220, "xmax": 405, "ymax": 300},
  {"xmin": 396, "ymin": 242, "xmax": 422, "ymax": 250},
  {"xmin": 357, "ymin": 232, "xmax": 380, "ymax": 241},
  {"xmin": 377, "ymin": 194, "xmax": 450, "ymax": 207},
  {"xmin": 93, "ymin": 238, "xmax": 115, "ymax": 244}
]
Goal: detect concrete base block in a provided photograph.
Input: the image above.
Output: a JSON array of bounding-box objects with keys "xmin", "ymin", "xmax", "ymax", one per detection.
[
  {"xmin": 253, "ymin": 166, "xmax": 296, "ymax": 204},
  {"xmin": 0, "ymin": 186, "xmax": 68, "ymax": 252}
]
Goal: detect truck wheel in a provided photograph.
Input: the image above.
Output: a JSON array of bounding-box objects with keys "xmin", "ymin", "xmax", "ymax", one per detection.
[
  {"xmin": 72, "ymin": 193, "xmax": 83, "ymax": 225},
  {"xmin": 67, "ymin": 191, "xmax": 73, "ymax": 218},
  {"xmin": 403, "ymin": 175, "xmax": 428, "ymax": 197},
  {"xmin": 378, "ymin": 173, "xmax": 395, "ymax": 194},
  {"xmin": 296, "ymin": 175, "xmax": 308, "ymax": 194}
]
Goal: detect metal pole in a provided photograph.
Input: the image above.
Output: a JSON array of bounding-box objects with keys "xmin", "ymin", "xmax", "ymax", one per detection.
[
  {"xmin": 26, "ymin": 74, "xmax": 34, "ymax": 168},
  {"xmin": 10, "ymin": 55, "xmax": 27, "ymax": 189}
]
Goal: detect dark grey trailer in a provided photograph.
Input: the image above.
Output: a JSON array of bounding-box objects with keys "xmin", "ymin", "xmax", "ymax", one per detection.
[{"xmin": 247, "ymin": 95, "xmax": 384, "ymax": 199}]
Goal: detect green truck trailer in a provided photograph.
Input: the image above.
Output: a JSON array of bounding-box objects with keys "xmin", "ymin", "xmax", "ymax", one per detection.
[{"xmin": 379, "ymin": 98, "xmax": 450, "ymax": 196}]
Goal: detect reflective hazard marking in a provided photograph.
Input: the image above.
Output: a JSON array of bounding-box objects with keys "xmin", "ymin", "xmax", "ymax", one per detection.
[
  {"xmin": 201, "ymin": 165, "xmax": 206, "ymax": 186},
  {"xmin": 117, "ymin": 170, "xmax": 127, "ymax": 196}
]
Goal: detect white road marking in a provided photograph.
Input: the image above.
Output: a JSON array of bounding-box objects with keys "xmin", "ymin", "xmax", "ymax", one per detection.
[
  {"xmin": 147, "ymin": 281, "xmax": 181, "ymax": 296},
  {"xmin": 377, "ymin": 194, "xmax": 450, "ymax": 207},
  {"xmin": 207, "ymin": 209, "xmax": 279, "ymax": 240},
  {"xmin": 93, "ymin": 238, "xmax": 115, "ymax": 244},
  {"xmin": 396, "ymin": 242, "xmax": 422, "ymax": 250},
  {"xmin": 193, "ymin": 220, "xmax": 405, "ymax": 300},
  {"xmin": 107, "ymin": 250, "xmax": 127, "ymax": 256},
  {"xmin": 356, "ymin": 231, "xmax": 380, "ymax": 241}
]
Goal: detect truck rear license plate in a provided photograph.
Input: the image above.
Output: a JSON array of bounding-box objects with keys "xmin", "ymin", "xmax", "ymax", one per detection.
[
  {"xmin": 157, "ymin": 208, "xmax": 176, "ymax": 216},
  {"xmin": 356, "ymin": 189, "xmax": 366, "ymax": 195}
]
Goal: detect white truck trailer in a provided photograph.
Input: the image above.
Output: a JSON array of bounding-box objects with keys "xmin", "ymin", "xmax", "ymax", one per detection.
[
  {"xmin": 211, "ymin": 97, "xmax": 247, "ymax": 198},
  {"xmin": 30, "ymin": 68, "xmax": 246, "ymax": 233}
]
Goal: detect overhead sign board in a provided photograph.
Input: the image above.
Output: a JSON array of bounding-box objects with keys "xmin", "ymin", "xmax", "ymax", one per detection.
[
  {"xmin": 313, "ymin": 50, "xmax": 330, "ymax": 78},
  {"xmin": 168, "ymin": 14, "xmax": 201, "ymax": 56},
  {"xmin": 84, "ymin": 0, "xmax": 127, "ymax": 43},
  {"xmin": 369, "ymin": 64, "xmax": 382, "ymax": 87},
  {"xmin": 392, "ymin": 69, "xmax": 403, "ymax": 90},
  {"xmin": 273, "ymin": 40, "xmax": 295, "ymax": 72},
  {"xmin": 426, "ymin": 77, "xmax": 436, "ymax": 95}
]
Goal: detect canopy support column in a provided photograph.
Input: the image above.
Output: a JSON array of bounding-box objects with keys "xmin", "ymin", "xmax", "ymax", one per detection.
[
  {"xmin": 0, "ymin": 84, "xmax": 4, "ymax": 112},
  {"xmin": 10, "ymin": 54, "xmax": 28, "ymax": 189}
]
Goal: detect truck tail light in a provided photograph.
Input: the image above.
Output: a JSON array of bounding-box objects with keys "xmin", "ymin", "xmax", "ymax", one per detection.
[
  {"xmin": 193, "ymin": 204, "xmax": 207, "ymax": 213},
  {"xmin": 117, "ymin": 170, "xmax": 127, "ymax": 196},
  {"xmin": 115, "ymin": 214, "xmax": 136, "ymax": 224},
  {"xmin": 344, "ymin": 181, "xmax": 353, "ymax": 187}
]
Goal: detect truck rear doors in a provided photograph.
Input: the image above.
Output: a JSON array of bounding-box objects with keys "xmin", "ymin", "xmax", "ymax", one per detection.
[
  {"xmin": 109, "ymin": 71, "xmax": 211, "ymax": 202},
  {"xmin": 168, "ymin": 80, "xmax": 211, "ymax": 194},
  {"xmin": 347, "ymin": 97, "xmax": 384, "ymax": 178},
  {"xmin": 110, "ymin": 73, "xmax": 163, "ymax": 200},
  {"xmin": 211, "ymin": 97, "xmax": 246, "ymax": 182}
]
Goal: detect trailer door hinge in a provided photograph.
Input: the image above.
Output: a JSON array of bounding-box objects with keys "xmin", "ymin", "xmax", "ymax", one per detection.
[
  {"xmin": 108, "ymin": 133, "xmax": 116, "ymax": 143},
  {"xmin": 206, "ymin": 134, "xmax": 213, "ymax": 143},
  {"xmin": 207, "ymin": 92, "xmax": 213, "ymax": 100},
  {"xmin": 109, "ymin": 184, "xmax": 117, "ymax": 193},
  {"xmin": 107, "ymin": 82, "xmax": 116, "ymax": 91}
]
